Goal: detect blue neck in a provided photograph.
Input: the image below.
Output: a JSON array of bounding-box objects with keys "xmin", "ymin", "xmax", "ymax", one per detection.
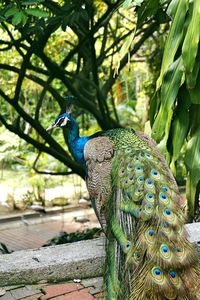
[{"xmin": 67, "ymin": 116, "xmax": 90, "ymax": 165}]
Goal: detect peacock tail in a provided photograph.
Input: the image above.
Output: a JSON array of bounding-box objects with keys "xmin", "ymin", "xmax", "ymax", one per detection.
[
  {"xmin": 85, "ymin": 128, "xmax": 200, "ymax": 300},
  {"xmin": 48, "ymin": 113, "xmax": 200, "ymax": 300}
]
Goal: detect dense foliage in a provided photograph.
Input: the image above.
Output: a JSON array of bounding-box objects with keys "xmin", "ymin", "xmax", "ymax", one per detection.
[
  {"xmin": 43, "ymin": 227, "xmax": 103, "ymax": 246},
  {"xmin": 0, "ymin": 0, "xmax": 199, "ymax": 218},
  {"xmin": 0, "ymin": 0, "xmax": 160, "ymax": 176},
  {"xmin": 149, "ymin": 0, "xmax": 200, "ymax": 219}
]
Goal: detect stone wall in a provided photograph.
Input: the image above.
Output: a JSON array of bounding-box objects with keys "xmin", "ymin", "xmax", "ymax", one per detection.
[{"xmin": 0, "ymin": 222, "xmax": 200, "ymax": 287}]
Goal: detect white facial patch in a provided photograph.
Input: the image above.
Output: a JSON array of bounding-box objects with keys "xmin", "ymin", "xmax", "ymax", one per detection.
[{"xmin": 60, "ymin": 116, "xmax": 69, "ymax": 126}]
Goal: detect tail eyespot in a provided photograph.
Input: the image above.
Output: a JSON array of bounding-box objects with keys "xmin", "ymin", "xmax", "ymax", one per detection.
[
  {"xmin": 151, "ymin": 169, "xmax": 161, "ymax": 180},
  {"xmin": 169, "ymin": 271, "xmax": 176, "ymax": 278},
  {"xmin": 161, "ymin": 245, "xmax": 168, "ymax": 253},
  {"xmin": 134, "ymin": 250, "xmax": 141, "ymax": 260},
  {"xmin": 127, "ymin": 163, "xmax": 134, "ymax": 170},
  {"xmin": 145, "ymin": 193, "xmax": 154, "ymax": 204},
  {"xmin": 160, "ymin": 244, "xmax": 171, "ymax": 260},
  {"xmin": 119, "ymin": 169, "xmax": 126, "ymax": 177},
  {"xmin": 151, "ymin": 267, "xmax": 164, "ymax": 284},
  {"xmin": 160, "ymin": 193, "xmax": 167, "ymax": 200},
  {"xmin": 159, "ymin": 193, "xmax": 170, "ymax": 205},
  {"xmin": 148, "ymin": 229, "xmax": 154, "ymax": 236},
  {"xmin": 136, "ymin": 166, "xmax": 143, "ymax": 170},
  {"xmin": 162, "ymin": 185, "xmax": 169, "ymax": 192},
  {"xmin": 169, "ymin": 271, "xmax": 180, "ymax": 286},
  {"xmin": 164, "ymin": 208, "xmax": 172, "ymax": 215},
  {"xmin": 137, "ymin": 176, "xmax": 144, "ymax": 183},
  {"xmin": 123, "ymin": 241, "xmax": 132, "ymax": 253},
  {"xmin": 145, "ymin": 153, "xmax": 152, "ymax": 159},
  {"xmin": 146, "ymin": 179, "xmax": 153, "ymax": 185}
]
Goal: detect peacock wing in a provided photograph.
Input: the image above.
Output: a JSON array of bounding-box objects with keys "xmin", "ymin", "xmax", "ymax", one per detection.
[{"xmin": 84, "ymin": 136, "xmax": 114, "ymax": 231}]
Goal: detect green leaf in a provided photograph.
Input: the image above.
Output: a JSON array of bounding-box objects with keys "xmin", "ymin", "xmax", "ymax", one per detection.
[
  {"xmin": 70, "ymin": 11, "xmax": 80, "ymax": 24},
  {"xmin": 12, "ymin": 11, "xmax": 24, "ymax": 25},
  {"xmin": 119, "ymin": 31, "xmax": 136, "ymax": 60},
  {"xmin": 187, "ymin": 48, "xmax": 200, "ymax": 103},
  {"xmin": 113, "ymin": 29, "xmax": 136, "ymax": 75},
  {"xmin": 152, "ymin": 58, "xmax": 184, "ymax": 143},
  {"xmin": 62, "ymin": 15, "xmax": 71, "ymax": 30},
  {"xmin": 182, "ymin": 0, "xmax": 200, "ymax": 76},
  {"xmin": 5, "ymin": 6, "xmax": 19, "ymax": 17},
  {"xmin": 122, "ymin": 0, "xmax": 133, "ymax": 9},
  {"xmin": 21, "ymin": 12, "xmax": 28, "ymax": 25},
  {"xmin": 189, "ymin": 75, "xmax": 200, "ymax": 104},
  {"xmin": 186, "ymin": 47, "xmax": 200, "ymax": 89},
  {"xmin": 22, "ymin": 0, "xmax": 45, "ymax": 4},
  {"xmin": 157, "ymin": 0, "xmax": 188, "ymax": 89},
  {"xmin": 25, "ymin": 8, "xmax": 49, "ymax": 18},
  {"xmin": 137, "ymin": 0, "xmax": 159, "ymax": 28},
  {"xmin": 122, "ymin": 0, "xmax": 144, "ymax": 10},
  {"xmin": 185, "ymin": 125, "xmax": 200, "ymax": 218},
  {"xmin": 166, "ymin": 0, "xmax": 179, "ymax": 18},
  {"xmin": 189, "ymin": 104, "xmax": 200, "ymax": 134},
  {"xmin": 134, "ymin": 0, "xmax": 144, "ymax": 6},
  {"xmin": 149, "ymin": 92, "xmax": 158, "ymax": 126},
  {"xmin": 80, "ymin": 10, "xmax": 89, "ymax": 22},
  {"xmin": 0, "ymin": 15, "xmax": 6, "ymax": 21},
  {"xmin": 170, "ymin": 87, "xmax": 191, "ymax": 173}
]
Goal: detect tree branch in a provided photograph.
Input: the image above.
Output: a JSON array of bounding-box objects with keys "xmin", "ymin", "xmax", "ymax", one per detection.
[
  {"xmin": 33, "ymin": 151, "xmax": 75, "ymax": 176},
  {"xmin": 0, "ymin": 63, "xmax": 65, "ymax": 109},
  {"xmin": 35, "ymin": 50, "xmax": 110, "ymax": 128},
  {"xmin": 1, "ymin": 23, "xmax": 26, "ymax": 57},
  {"xmin": 102, "ymin": 21, "xmax": 158, "ymax": 96},
  {"xmin": 0, "ymin": 88, "xmax": 69, "ymax": 158},
  {"xmin": 14, "ymin": 48, "xmax": 33, "ymax": 103},
  {"xmin": 0, "ymin": 113, "xmax": 85, "ymax": 178}
]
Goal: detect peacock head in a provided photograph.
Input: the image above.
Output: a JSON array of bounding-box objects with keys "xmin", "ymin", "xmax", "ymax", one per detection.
[{"xmin": 46, "ymin": 112, "xmax": 71, "ymax": 131}]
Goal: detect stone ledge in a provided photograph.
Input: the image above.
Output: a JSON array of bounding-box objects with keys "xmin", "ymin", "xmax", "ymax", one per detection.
[
  {"xmin": 0, "ymin": 223, "xmax": 200, "ymax": 287},
  {"xmin": 0, "ymin": 238, "xmax": 105, "ymax": 287}
]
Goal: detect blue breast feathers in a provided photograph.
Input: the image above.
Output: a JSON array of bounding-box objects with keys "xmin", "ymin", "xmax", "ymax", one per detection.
[{"xmin": 70, "ymin": 136, "xmax": 91, "ymax": 164}]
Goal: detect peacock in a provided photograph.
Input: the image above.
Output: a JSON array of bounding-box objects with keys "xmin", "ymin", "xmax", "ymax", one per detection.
[{"xmin": 47, "ymin": 112, "xmax": 200, "ymax": 300}]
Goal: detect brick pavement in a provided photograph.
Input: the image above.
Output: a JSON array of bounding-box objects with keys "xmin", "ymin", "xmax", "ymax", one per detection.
[
  {"xmin": 0, "ymin": 279, "xmax": 104, "ymax": 300},
  {"xmin": 0, "ymin": 208, "xmax": 104, "ymax": 299},
  {"xmin": 0, "ymin": 209, "xmax": 100, "ymax": 251}
]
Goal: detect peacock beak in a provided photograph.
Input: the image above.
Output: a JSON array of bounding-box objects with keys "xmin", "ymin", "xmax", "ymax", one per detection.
[{"xmin": 46, "ymin": 123, "xmax": 57, "ymax": 131}]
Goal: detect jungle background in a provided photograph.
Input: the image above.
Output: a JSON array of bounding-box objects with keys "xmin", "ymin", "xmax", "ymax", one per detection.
[{"xmin": 0, "ymin": 0, "xmax": 199, "ymax": 234}]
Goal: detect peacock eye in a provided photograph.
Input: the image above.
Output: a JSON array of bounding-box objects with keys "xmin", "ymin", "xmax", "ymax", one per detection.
[
  {"xmin": 55, "ymin": 117, "xmax": 64, "ymax": 126},
  {"xmin": 57, "ymin": 116, "xmax": 70, "ymax": 127},
  {"xmin": 59, "ymin": 118, "xmax": 65, "ymax": 125}
]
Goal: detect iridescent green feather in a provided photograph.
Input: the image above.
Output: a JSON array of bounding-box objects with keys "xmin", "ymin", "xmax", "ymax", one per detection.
[{"xmin": 103, "ymin": 128, "xmax": 200, "ymax": 300}]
